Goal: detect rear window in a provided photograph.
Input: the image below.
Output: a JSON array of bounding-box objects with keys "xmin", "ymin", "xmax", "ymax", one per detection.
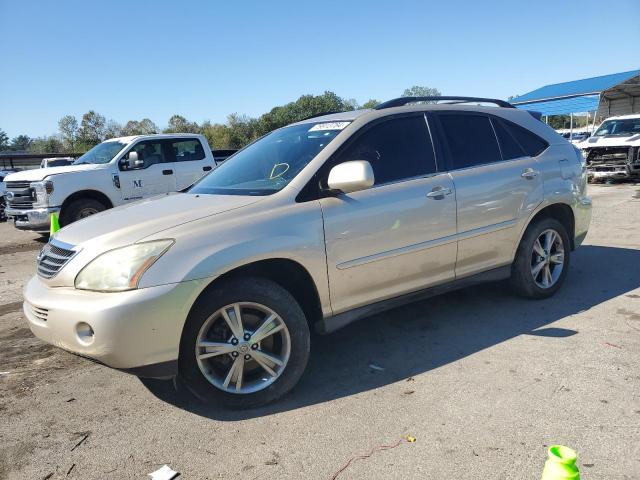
[
  {"xmin": 503, "ymin": 120, "xmax": 548, "ymax": 157},
  {"xmin": 439, "ymin": 114, "xmax": 501, "ymax": 169}
]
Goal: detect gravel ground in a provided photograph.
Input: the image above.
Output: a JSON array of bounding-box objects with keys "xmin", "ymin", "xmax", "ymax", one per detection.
[{"xmin": 1, "ymin": 184, "xmax": 639, "ymax": 480}]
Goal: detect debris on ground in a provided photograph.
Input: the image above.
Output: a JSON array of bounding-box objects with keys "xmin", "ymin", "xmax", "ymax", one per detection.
[
  {"xmin": 70, "ymin": 433, "xmax": 90, "ymax": 452},
  {"xmin": 148, "ymin": 464, "xmax": 179, "ymax": 480}
]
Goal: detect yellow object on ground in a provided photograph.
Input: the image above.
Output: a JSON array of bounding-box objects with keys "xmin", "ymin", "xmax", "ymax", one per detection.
[
  {"xmin": 50, "ymin": 212, "xmax": 60, "ymax": 235},
  {"xmin": 541, "ymin": 445, "xmax": 580, "ymax": 479}
]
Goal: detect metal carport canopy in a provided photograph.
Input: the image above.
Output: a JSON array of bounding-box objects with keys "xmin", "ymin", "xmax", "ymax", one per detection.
[{"xmin": 510, "ymin": 69, "xmax": 640, "ymax": 115}]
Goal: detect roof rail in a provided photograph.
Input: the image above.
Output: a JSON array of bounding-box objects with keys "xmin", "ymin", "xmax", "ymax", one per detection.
[{"xmin": 374, "ymin": 96, "xmax": 515, "ymax": 110}]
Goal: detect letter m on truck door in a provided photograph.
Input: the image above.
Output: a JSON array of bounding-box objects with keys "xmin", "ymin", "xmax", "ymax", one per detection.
[{"xmin": 119, "ymin": 140, "xmax": 177, "ymax": 201}]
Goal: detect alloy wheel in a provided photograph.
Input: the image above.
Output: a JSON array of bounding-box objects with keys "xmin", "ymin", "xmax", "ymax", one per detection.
[
  {"xmin": 195, "ymin": 302, "xmax": 291, "ymax": 394},
  {"xmin": 530, "ymin": 228, "xmax": 565, "ymax": 289}
]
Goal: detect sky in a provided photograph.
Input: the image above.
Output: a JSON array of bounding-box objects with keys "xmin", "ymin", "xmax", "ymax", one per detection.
[{"xmin": 0, "ymin": 0, "xmax": 638, "ymax": 138}]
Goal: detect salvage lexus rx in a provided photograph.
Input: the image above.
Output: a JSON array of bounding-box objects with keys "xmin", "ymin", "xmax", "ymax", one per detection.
[{"xmin": 24, "ymin": 97, "xmax": 592, "ymax": 408}]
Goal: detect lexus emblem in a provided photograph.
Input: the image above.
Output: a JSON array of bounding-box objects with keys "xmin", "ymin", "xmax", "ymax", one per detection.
[{"xmin": 5, "ymin": 191, "xmax": 14, "ymax": 200}]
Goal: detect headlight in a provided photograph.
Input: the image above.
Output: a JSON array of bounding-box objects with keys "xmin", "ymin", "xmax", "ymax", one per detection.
[
  {"xmin": 75, "ymin": 240, "xmax": 174, "ymax": 292},
  {"xmin": 31, "ymin": 180, "xmax": 54, "ymax": 206}
]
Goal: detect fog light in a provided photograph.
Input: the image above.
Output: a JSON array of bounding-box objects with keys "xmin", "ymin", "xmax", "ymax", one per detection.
[{"xmin": 76, "ymin": 322, "xmax": 95, "ymax": 345}]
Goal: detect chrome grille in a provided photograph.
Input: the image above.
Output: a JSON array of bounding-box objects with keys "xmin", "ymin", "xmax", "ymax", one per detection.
[
  {"xmin": 6, "ymin": 181, "xmax": 34, "ymax": 209},
  {"xmin": 37, "ymin": 240, "xmax": 78, "ymax": 279},
  {"xmin": 28, "ymin": 303, "xmax": 49, "ymax": 322}
]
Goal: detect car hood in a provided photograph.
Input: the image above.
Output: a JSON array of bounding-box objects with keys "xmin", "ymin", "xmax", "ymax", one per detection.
[
  {"xmin": 4, "ymin": 163, "xmax": 106, "ymax": 182},
  {"xmin": 578, "ymin": 134, "xmax": 640, "ymax": 148},
  {"xmin": 54, "ymin": 193, "xmax": 261, "ymax": 247}
]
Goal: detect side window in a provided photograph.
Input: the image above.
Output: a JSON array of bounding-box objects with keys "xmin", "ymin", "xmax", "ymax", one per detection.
[
  {"xmin": 333, "ymin": 116, "xmax": 436, "ymax": 185},
  {"xmin": 129, "ymin": 141, "xmax": 166, "ymax": 168},
  {"xmin": 503, "ymin": 120, "xmax": 549, "ymax": 157},
  {"xmin": 172, "ymin": 139, "xmax": 206, "ymax": 162},
  {"xmin": 492, "ymin": 118, "xmax": 526, "ymax": 160},
  {"xmin": 439, "ymin": 114, "xmax": 501, "ymax": 169}
]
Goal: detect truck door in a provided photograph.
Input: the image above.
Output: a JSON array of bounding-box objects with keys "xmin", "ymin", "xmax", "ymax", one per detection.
[
  {"xmin": 170, "ymin": 138, "xmax": 213, "ymax": 190},
  {"xmin": 119, "ymin": 139, "xmax": 177, "ymax": 202}
]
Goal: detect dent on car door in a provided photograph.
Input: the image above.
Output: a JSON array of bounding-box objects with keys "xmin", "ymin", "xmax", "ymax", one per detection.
[
  {"xmin": 118, "ymin": 140, "xmax": 177, "ymax": 201},
  {"xmin": 320, "ymin": 114, "xmax": 457, "ymax": 314},
  {"xmin": 436, "ymin": 113, "xmax": 545, "ymax": 277}
]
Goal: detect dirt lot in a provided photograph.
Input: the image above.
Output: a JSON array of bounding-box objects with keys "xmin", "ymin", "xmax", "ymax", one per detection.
[{"xmin": 1, "ymin": 184, "xmax": 639, "ymax": 480}]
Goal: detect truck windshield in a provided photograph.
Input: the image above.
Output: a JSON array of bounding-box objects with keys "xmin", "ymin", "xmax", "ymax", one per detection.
[
  {"xmin": 190, "ymin": 121, "xmax": 349, "ymax": 196},
  {"xmin": 73, "ymin": 141, "xmax": 126, "ymax": 165},
  {"xmin": 593, "ymin": 118, "xmax": 640, "ymax": 137}
]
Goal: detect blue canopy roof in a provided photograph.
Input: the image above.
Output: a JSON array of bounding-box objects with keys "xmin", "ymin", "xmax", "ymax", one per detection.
[
  {"xmin": 511, "ymin": 70, "xmax": 640, "ymax": 105},
  {"xmin": 515, "ymin": 94, "xmax": 601, "ymax": 116}
]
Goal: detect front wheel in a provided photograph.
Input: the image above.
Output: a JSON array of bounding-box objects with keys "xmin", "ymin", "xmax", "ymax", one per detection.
[
  {"xmin": 510, "ymin": 218, "xmax": 570, "ymax": 299},
  {"xmin": 60, "ymin": 198, "xmax": 107, "ymax": 226},
  {"xmin": 179, "ymin": 277, "xmax": 310, "ymax": 409}
]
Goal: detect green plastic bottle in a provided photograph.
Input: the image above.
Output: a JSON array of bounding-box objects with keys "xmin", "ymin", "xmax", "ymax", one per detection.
[{"xmin": 541, "ymin": 445, "xmax": 580, "ymax": 480}]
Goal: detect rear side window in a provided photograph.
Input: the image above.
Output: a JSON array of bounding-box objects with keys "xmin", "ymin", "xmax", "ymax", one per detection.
[
  {"xmin": 439, "ymin": 114, "xmax": 501, "ymax": 169},
  {"xmin": 503, "ymin": 121, "xmax": 548, "ymax": 157},
  {"xmin": 172, "ymin": 139, "xmax": 206, "ymax": 162},
  {"xmin": 492, "ymin": 118, "xmax": 526, "ymax": 160},
  {"xmin": 333, "ymin": 115, "xmax": 436, "ymax": 185}
]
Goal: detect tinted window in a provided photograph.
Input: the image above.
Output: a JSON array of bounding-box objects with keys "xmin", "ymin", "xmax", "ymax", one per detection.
[
  {"xmin": 492, "ymin": 118, "xmax": 526, "ymax": 160},
  {"xmin": 333, "ymin": 116, "xmax": 436, "ymax": 185},
  {"xmin": 439, "ymin": 114, "xmax": 501, "ymax": 169},
  {"xmin": 130, "ymin": 140, "xmax": 166, "ymax": 168},
  {"xmin": 504, "ymin": 121, "xmax": 548, "ymax": 157},
  {"xmin": 173, "ymin": 139, "xmax": 206, "ymax": 162}
]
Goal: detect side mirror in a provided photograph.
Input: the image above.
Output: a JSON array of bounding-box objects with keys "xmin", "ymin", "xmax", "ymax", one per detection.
[
  {"xmin": 120, "ymin": 151, "xmax": 144, "ymax": 170},
  {"xmin": 327, "ymin": 160, "xmax": 375, "ymax": 194}
]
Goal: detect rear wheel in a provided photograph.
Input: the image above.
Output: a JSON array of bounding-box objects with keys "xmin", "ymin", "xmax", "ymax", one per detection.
[
  {"xmin": 60, "ymin": 198, "xmax": 107, "ymax": 226},
  {"xmin": 510, "ymin": 218, "xmax": 570, "ymax": 299},
  {"xmin": 179, "ymin": 277, "xmax": 310, "ymax": 409}
]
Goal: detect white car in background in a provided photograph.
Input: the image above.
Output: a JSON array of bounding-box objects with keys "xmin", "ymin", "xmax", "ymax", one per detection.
[
  {"xmin": 4, "ymin": 134, "xmax": 217, "ymax": 232},
  {"xmin": 577, "ymin": 114, "xmax": 640, "ymax": 181}
]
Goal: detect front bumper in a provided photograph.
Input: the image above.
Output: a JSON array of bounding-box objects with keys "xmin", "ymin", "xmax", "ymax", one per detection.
[
  {"xmin": 23, "ymin": 276, "xmax": 206, "ymax": 377},
  {"xmin": 5, "ymin": 206, "xmax": 60, "ymax": 232},
  {"xmin": 587, "ymin": 164, "xmax": 640, "ymax": 180}
]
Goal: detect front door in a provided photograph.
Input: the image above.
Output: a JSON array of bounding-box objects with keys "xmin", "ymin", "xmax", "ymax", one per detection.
[
  {"xmin": 320, "ymin": 115, "xmax": 457, "ymax": 314},
  {"xmin": 119, "ymin": 139, "xmax": 177, "ymax": 202}
]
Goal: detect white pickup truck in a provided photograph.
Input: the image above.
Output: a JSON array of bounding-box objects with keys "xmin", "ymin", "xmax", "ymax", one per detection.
[{"xmin": 5, "ymin": 134, "xmax": 221, "ymax": 233}]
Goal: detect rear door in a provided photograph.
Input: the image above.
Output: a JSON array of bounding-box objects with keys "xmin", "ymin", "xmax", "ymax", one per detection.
[
  {"xmin": 119, "ymin": 139, "xmax": 177, "ymax": 201},
  {"xmin": 320, "ymin": 114, "xmax": 457, "ymax": 314},
  {"xmin": 435, "ymin": 112, "xmax": 545, "ymax": 277},
  {"xmin": 170, "ymin": 138, "xmax": 214, "ymax": 190}
]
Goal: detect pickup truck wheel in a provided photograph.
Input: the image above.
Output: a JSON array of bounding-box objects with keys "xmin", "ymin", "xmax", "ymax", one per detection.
[
  {"xmin": 510, "ymin": 218, "xmax": 570, "ymax": 299},
  {"xmin": 60, "ymin": 198, "xmax": 106, "ymax": 226},
  {"xmin": 179, "ymin": 277, "xmax": 310, "ymax": 409}
]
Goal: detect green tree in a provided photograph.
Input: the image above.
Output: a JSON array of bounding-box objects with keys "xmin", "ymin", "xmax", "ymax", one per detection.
[
  {"xmin": 29, "ymin": 136, "xmax": 64, "ymax": 153},
  {"xmin": 401, "ymin": 85, "xmax": 441, "ymax": 98},
  {"xmin": 0, "ymin": 129, "xmax": 10, "ymax": 151},
  {"xmin": 121, "ymin": 118, "xmax": 159, "ymax": 136},
  {"xmin": 78, "ymin": 110, "xmax": 106, "ymax": 147},
  {"xmin": 10, "ymin": 134, "xmax": 32, "ymax": 151},
  {"xmin": 164, "ymin": 115, "xmax": 200, "ymax": 134},
  {"xmin": 200, "ymin": 121, "xmax": 233, "ymax": 150},
  {"xmin": 58, "ymin": 115, "xmax": 79, "ymax": 151},
  {"xmin": 361, "ymin": 99, "xmax": 380, "ymax": 109},
  {"xmin": 104, "ymin": 119, "xmax": 122, "ymax": 139}
]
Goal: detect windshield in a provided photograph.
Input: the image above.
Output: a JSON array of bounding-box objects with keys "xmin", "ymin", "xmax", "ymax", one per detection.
[
  {"xmin": 593, "ymin": 118, "xmax": 640, "ymax": 137},
  {"xmin": 73, "ymin": 141, "xmax": 126, "ymax": 165},
  {"xmin": 190, "ymin": 121, "xmax": 349, "ymax": 196}
]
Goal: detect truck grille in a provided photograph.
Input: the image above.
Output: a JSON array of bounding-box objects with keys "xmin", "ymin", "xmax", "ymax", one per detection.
[
  {"xmin": 5, "ymin": 181, "xmax": 34, "ymax": 209},
  {"xmin": 37, "ymin": 240, "xmax": 78, "ymax": 279},
  {"xmin": 586, "ymin": 147, "xmax": 632, "ymax": 166}
]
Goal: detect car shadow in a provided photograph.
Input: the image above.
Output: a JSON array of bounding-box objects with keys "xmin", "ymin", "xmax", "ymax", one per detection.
[{"xmin": 140, "ymin": 244, "xmax": 640, "ymax": 420}]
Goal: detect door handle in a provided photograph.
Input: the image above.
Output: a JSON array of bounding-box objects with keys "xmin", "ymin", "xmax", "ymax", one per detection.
[
  {"xmin": 162, "ymin": 169, "xmax": 173, "ymax": 175},
  {"xmin": 203, "ymin": 166, "xmax": 212, "ymax": 171},
  {"xmin": 426, "ymin": 187, "xmax": 452, "ymax": 199},
  {"xmin": 521, "ymin": 168, "xmax": 539, "ymax": 179}
]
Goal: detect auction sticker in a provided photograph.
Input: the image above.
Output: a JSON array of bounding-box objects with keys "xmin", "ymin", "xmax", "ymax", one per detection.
[{"xmin": 309, "ymin": 121, "xmax": 351, "ymax": 132}]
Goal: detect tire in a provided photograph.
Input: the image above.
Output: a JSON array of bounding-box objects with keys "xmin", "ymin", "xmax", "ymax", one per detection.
[
  {"xmin": 510, "ymin": 218, "xmax": 571, "ymax": 299},
  {"xmin": 178, "ymin": 277, "xmax": 310, "ymax": 409},
  {"xmin": 60, "ymin": 198, "xmax": 107, "ymax": 226}
]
